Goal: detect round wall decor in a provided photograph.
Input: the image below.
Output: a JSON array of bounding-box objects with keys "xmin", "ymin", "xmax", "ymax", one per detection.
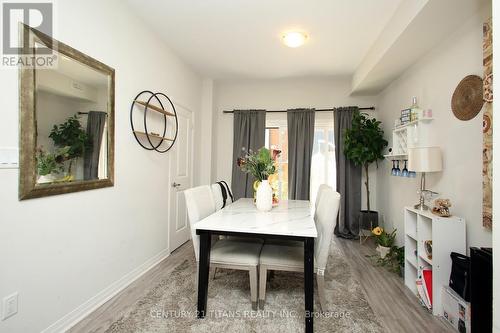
[
  {"xmin": 451, "ymin": 75, "xmax": 484, "ymax": 121},
  {"xmin": 130, "ymin": 90, "xmax": 178, "ymax": 153}
]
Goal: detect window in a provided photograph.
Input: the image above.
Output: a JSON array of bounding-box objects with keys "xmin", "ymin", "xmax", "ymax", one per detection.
[
  {"xmin": 310, "ymin": 126, "xmax": 336, "ymax": 204},
  {"xmin": 265, "ymin": 112, "xmax": 335, "ymax": 202},
  {"xmin": 265, "ymin": 126, "xmax": 288, "ymax": 200}
]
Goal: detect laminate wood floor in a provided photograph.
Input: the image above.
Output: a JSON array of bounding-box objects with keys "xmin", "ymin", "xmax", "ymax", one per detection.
[
  {"xmin": 69, "ymin": 239, "xmax": 453, "ymax": 333},
  {"xmin": 336, "ymin": 237, "xmax": 453, "ymax": 333}
]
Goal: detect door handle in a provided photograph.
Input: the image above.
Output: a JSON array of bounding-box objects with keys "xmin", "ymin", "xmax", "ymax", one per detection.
[{"xmin": 172, "ymin": 182, "xmax": 181, "ymax": 188}]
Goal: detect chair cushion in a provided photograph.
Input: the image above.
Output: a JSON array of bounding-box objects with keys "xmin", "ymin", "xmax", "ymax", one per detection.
[
  {"xmin": 210, "ymin": 239, "xmax": 263, "ymax": 266},
  {"xmin": 264, "ymin": 239, "xmax": 303, "ymax": 247},
  {"xmin": 259, "ymin": 244, "xmax": 304, "ymax": 268}
]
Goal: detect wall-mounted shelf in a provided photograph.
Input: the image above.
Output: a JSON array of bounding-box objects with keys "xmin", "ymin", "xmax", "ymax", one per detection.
[
  {"xmin": 133, "ymin": 131, "xmax": 174, "ymax": 142},
  {"xmin": 134, "ymin": 100, "xmax": 175, "ymax": 117},
  {"xmin": 130, "ymin": 90, "xmax": 178, "ymax": 153},
  {"xmin": 389, "ymin": 117, "xmax": 433, "ymax": 157},
  {"xmin": 384, "ymin": 153, "xmax": 408, "ymax": 160},
  {"xmin": 394, "ymin": 117, "xmax": 434, "ymax": 132}
]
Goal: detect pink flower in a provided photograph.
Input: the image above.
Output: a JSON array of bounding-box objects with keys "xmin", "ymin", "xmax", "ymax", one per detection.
[{"xmin": 272, "ymin": 149, "xmax": 282, "ymax": 161}]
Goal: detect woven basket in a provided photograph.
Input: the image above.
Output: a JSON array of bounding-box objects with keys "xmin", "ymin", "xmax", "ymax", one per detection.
[{"xmin": 451, "ymin": 75, "xmax": 484, "ymax": 121}]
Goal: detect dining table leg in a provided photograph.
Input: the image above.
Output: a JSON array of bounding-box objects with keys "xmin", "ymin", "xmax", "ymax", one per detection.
[
  {"xmin": 197, "ymin": 231, "xmax": 211, "ymax": 318},
  {"xmin": 304, "ymin": 237, "xmax": 314, "ymax": 333}
]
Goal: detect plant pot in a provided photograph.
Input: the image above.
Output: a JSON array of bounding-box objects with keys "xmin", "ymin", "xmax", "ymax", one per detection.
[
  {"xmin": 377, "ymin": 245, "xmax": 391, "ymax": 259},
  {"xmin": 37, "ymin": 174, "xmax": 55, "ymax": 184},
  {"xmin": 256, "ymin": 179, "xmax": 273, "ymax": 212},
  {"xmin": 359, "ymin": 210, "xmax": 379, "ymax": 230}
]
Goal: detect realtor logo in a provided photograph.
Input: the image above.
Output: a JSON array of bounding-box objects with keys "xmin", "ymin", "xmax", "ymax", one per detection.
[{"xmin": 1, "ymin": 1, "xmax": 56, "ymax": 68}]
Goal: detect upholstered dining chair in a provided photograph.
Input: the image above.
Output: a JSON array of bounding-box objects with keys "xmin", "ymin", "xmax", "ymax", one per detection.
[
  {"xmin": 265, "ymin": 184, "xmax": 332, "ymax": 249},
  {"xmin": 258, "ymin": 187, "xmax": 341, "ymax": 311},
  {"xmin": 315, "ymin": 184, "xmax": 331, "ymax": 209},
  {"xmin": 184, "ymin": 185, "xmax": 263, "ymax": 310},
  {"xmin": 211, "ymin": 181, "xmax": 234, "ymax": 211}
]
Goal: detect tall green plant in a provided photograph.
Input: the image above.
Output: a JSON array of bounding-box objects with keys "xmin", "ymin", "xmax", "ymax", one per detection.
[{"xmin": 344, "ymin": 112, "xmax": 388, "ymax": 211}]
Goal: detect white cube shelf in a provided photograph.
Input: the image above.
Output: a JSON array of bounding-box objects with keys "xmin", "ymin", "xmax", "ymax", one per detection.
[{"xmin": 404, "ymin": 206, "xmax": 466, "ymax": 316}]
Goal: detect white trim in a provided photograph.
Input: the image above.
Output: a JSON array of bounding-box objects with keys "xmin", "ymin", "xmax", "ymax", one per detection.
[{"xmin": 41, "ymin": 248, "xmax": 170, "ymax": 333}]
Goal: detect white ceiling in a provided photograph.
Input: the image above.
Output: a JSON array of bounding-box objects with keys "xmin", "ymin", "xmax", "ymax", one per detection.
[{"xmin": 125, "ymin": 0, "xmax": 402, "ymax": 80}]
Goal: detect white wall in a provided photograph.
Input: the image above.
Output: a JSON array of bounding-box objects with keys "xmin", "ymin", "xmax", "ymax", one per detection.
[
  {"xmin": 0, "ymin": 1, "xmax": 202, "ymax": 332},
  {"xmin": 375, "ymin": 7, "xmax": 492, "ymax": 249},
  {"xmin": 212, "ymin": 77, "xmax": 377, "ymax": 206},
  {"xmin": 194, "ymin": 79, "xmax": 214, "ymax": 186}
]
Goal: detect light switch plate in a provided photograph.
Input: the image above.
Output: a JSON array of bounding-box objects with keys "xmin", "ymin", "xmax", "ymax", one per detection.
[
  {"xmin": 2, "ymin": 292, "xmax": 18, "ymax": 320},
  {"xmin": 0, "ymin": 147, "xmax": 19, "ymax": 169}
]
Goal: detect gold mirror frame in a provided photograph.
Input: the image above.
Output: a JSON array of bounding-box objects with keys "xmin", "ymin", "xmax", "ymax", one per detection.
[{"xmin": 19, "ymin": 25, "xmax": 115, "ymax": 200}]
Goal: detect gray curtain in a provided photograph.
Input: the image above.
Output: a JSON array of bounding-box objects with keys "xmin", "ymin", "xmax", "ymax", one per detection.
[
  {"xmin": 287, "ymin": 108, "xmax": 315, "ymax": 200},
  {"xmin": 84, "ymin": 111, "xmax": 107, "ymax": 180},
  {"xmin": 334, "ymin": 107, "xmax": 362, "ymax": 238},
  {"xmin": 231, "ymin": 110, "xmax": 266, "ymax": 199}
]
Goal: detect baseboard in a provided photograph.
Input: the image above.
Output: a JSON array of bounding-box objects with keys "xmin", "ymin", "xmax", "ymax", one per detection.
[{"xmin": 41, "ymin": 248, "xmax": 170, "ymax": 333}]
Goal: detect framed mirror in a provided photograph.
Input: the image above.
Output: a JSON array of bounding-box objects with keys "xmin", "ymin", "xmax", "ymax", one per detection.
[{"xmin": 19, "ymin": 25, "xmax": 115, "ymax": 200}]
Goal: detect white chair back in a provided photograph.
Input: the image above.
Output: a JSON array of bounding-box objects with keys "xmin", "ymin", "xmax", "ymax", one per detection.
[
  {"xmin": 184, "ymin": 185, "xmax": 216, "ymax": 261},
  {"xmin": 315, "ymin": 184, "xmax": 332, "ymax": 209},
  {"xmin": 211, "ymin": 184, "xmax": 224, "ymax": 211},
  {"xmin": 314, "ymin": 188, "xmax": 341, "ymax": 271}
]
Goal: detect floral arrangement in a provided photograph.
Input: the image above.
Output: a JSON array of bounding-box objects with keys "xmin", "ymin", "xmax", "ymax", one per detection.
[
  {"xmin": 372, "ymin": 227, "xmax": 397, "ymax": 247},
  {"xmin": 237, "ymin": 147, "xmax": 281, "ymax": 181}
]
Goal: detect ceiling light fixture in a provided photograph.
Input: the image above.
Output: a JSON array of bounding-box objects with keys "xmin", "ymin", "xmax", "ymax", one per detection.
[{"xmin": 282, "ymin": 31, "xmax": 307, "ymax": 48}]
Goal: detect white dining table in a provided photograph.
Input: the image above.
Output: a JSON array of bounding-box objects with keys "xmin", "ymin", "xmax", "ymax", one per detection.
[{"xmin": 194, "ymin": 198, "xmax": 318, "ymax": 333}]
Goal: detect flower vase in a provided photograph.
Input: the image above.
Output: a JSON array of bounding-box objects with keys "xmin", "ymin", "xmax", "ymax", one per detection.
[
  {"xmin": 377, "ymin": 245, "xmax": 391, "ymax": 259},
  {"xmin": 256, "ymin": 179, "xmax": 273, "ymax": 212}
]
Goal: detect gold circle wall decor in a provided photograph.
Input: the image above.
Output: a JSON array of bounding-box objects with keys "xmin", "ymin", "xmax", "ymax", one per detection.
[{"xmin": 451, "ymin": 75, "xmax": 484, "ymax": 121}]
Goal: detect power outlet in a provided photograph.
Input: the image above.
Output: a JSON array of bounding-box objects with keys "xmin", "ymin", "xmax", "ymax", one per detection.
[{"xmin": 2, "ymin": 293, "xmax": 18, "ymax": 320}]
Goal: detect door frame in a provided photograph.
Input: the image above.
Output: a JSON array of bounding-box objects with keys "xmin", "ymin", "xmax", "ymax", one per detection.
[{"xmin": 168, "ymin": 102, "xmax": 195, "ymax": 254}]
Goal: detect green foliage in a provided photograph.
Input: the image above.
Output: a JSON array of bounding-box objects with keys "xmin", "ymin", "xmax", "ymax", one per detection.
[
  {"xmin": 367, "ymin": 246, "xmax": 405, "ymax": 275},
  {"xmin": 344, "ymin": 112, "xmax": 388, "ymax": 167},
  {"xmin": 395, "ymin": 246, "xmax": 405, "ymax": 267},
  {"xmin": 37, "ymin": 150, "xmax": 61, "ymax": 176},
  {"xmin": 373, "ymin": 228, "xmax": 397, "ymax": 247},
  {"xmin": 49, "ymin": 114, "xmax": 90, "ymax": 160},
  {"xmin": 238, "ymin": 147, "xmax": 277, "ymax": 181}
]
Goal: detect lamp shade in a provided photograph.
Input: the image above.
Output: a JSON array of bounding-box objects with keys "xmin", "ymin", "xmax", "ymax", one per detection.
[{"xmin": 408, "ymin": 147, "xmax": 442, "ymax": 172}]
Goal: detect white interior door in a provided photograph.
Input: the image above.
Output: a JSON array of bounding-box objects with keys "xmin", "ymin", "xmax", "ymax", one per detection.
[{"xmin": 169, "ymin": 105, "xmax": 193, "ymax": 252}]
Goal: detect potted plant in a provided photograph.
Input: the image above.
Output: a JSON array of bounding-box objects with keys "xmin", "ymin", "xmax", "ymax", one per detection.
[
  {"xmin": 36, "ymin": 147, "xmax": 72, "ymax": 183},
  {"xmin": 49, "ymin": 114, "xmax": 90, "ymax": 175},
  {"xmin": 237, "ymin": 147, "xmax": 280, "ymax": 211},
  {"xmin": 372, "ymin": 226, "xmax": 396, "ymax": 258},
  {"xmin": 36, "ymin": 148, "xmax": 62, "ymax": 183},
  {"xmin": 344, "ymin": 112, "xmax": 388, "ymax": 231}
]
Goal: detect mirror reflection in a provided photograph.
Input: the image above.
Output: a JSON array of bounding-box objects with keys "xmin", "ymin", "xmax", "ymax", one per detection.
[{"xmin": 35, "ymin": 51, "xmax": 109, "ymax": 185}]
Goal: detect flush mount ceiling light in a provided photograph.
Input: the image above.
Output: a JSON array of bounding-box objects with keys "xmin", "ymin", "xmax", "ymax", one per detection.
[{"xmin": 282, "ymin": 31, "xmax": 307, "ymax": 48}]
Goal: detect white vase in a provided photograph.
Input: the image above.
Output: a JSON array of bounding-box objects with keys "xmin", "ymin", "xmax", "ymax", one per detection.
[
  {"xmin": 377, "ymin": 245, "xmax": 391, "ymax": 259},
  {"xmin": 256, "ymin": 179, "xmax": 273, "ymax": 212}
]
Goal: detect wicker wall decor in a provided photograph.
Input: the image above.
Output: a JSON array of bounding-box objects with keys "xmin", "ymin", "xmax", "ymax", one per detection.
[{"xmin": 451, "ymin": 75, "xmax": 484, "ymax": 121}]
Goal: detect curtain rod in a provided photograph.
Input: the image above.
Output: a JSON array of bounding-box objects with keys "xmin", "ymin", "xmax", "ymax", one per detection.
[
  {"xmin": 77, "ymin": 111, "xmax": 107, "ymax": 116},
  {"xmin": 222, "ymin": 106, "xmax": 375, "ymax": 114}
]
